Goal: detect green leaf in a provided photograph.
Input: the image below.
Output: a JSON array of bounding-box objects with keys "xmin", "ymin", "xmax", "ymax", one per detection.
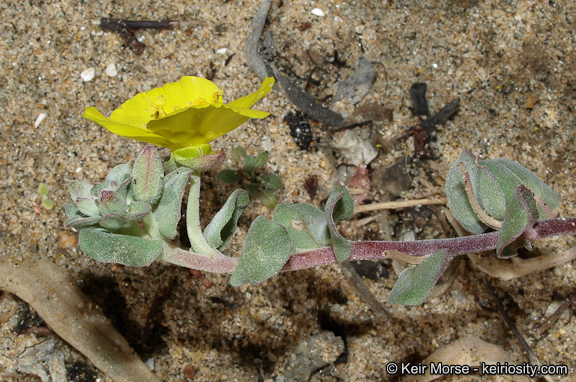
[
  {"xmin": 105, "ymin": 162, "xmax": 133, "ymax": 188},
  {"xmin": 325, "ymin": 182, "xmax": 354, "ymax": 262},
  {"xmin": 257, "ymin": 189, "xmax": 277, "ymax": 209},
  {"xmin": 99, "ymin": 201, "xmax": 152, "ymax": 231},
  {"xmin": 62, "ymin": 203, "xmax": 100, "ymax": 229},
  {"xmin": 230, "ymin": 216, "xmax": 293, "ymax": 286},
  {"xmin": 153, "ymin": 167, "xmax": 193, "ymax": 239},
  {"xmin": 218, "ymin": 169, "xmax": 241, "ymax": 184},
  {"xmin": 273, "ymin": 203, "xmax": 331, "ymax": 251},
  {"xmin": 69, "ymin": 180, "xmax": 93, "ymax": 201},
  {"xmin": 203, "ymin": 189, "xmax": 250, "ymax": 250},
  {"xmin": 132, "ymin": 145, "xmax": 164, "ymax": 204},
  {"xmin": 245, "ymin": 183, "xmax": 258, "ymax": 195},
  {"xmin": 262, "ymin": 174, "xmax": 282, "ymax": 190},
  {"xmin": 38, "ymin": 183, "xmax": 49, "ymax": 197},
  {"xmin": 79, "ymin": 229, "xmax": 163, "ymax": 266},
  {"xmin": 388, "ymin": 249, "xmax": 450, "ymax": 305},
  {"xmin": 496, "ymin": 185, "xmax": 539, "ymax": 258},
  {"xmin": 41, "ymin": 198, "xmax": 54, "ymax": 210},
  {"xmin": 232, "ymin": 146, "xmax": 247, "ymax": 161},
  {"xmin": 483, "ymin": 158, "xmax": 561, "ymax": 218},
  {"xmin": 446, "ymin": 150, "xmax": 506, "ymax": 234},
  {"xmin": 243, "ymin": 155, "xmax": 258, "ymax": 173},
  {"xmin": 96, "ymin": 191, "xmax": 128, "ymax": 216},
  {"xmin": 255, "ymin": 151, "xmax": 269, "ymax": 167}
]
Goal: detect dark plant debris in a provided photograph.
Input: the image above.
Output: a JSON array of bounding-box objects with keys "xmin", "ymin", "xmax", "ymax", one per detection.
[
  {"xmin": 284, "ymin": 111, "xmax": 315, "ymax": 150},
  {"xmin": 304, "ymin": 174, "xmax": 319, "ymax": 201},
  {"xmin": 100, "ymin": 18, "xmax": 178, "ymax": 55},
  {"xmin": 405, "ymin": 83, "xmax": 460, "ymax": 158},
  {"xmin": 272, "ymin": 65, "xmax": 344, "ymax": 127}
]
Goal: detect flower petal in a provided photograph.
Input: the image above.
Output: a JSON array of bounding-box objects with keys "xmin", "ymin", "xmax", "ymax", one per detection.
[
  {"xmin": 108, "ymin": 77, "xmax": 222, "ymax": 127},
  {"xmin": 146, "ymin": 104, "xmax": 270, "ymax": 148},
  {"xmin": 228, "ymin": 77, "xmax": 275, "ymax": 109},
  {"xmin": 83, "ymin": 107, "xmax": 176, "ymax": 148}
]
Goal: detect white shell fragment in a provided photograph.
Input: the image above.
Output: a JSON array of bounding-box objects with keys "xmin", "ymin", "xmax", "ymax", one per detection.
[
  {"xmin": 311, "ymin": 8, "xmax": 325, "ymax": 17},
  {"xmin": 80, "ymin": 68, "xmax": 95, "ymax": 82},
  {"xmin": 105, "ymin": 63, "xmax": 118, "ymax": 77},
  {"xmin": 216, "ymin": 48, "xmax": 228, "ymax": 54},
  {"xmin": 34, "ymin": 112, "xmax": 47, "ymax": 128}
]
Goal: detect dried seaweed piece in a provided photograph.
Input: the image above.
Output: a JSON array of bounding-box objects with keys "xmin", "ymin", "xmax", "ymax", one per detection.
[
  {"xmin": 244, "ymin": 0, "xmax": 274, "ymax": 80},
  {"xmin": 271, "ymin": 65, "xmax": 344, "ymax": 127},
  {"xmin": 100, "ymin": 18, "xmax": 177, "ymax": 56},
  {"xmin": 284, "ymin": 111, "xmax": 315, "ymax": 149}
]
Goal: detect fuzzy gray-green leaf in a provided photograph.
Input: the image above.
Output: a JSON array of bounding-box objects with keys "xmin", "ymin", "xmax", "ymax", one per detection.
[
  {"xmin": 325, "ymin": 182, "xmax": 354, "ymax": 262},
  {"xmin": 446, "ymin": 150, "xmax": 505, "ymax": 234},
  {"xmin": 154, "ymin": 167, "xmax": 193, "ymax": 240},
  {"xmin": 132, "ymin": 145, "xmax": 164, "ymax": 204},
  {"xmin": 483, "ymin": 158, "xmax": 561, "ymax": 218},
  {"xmin": 79, "ymin": 229, "xmax": 163, "ymax": 266},
  {"xmin": 62, "ymin": 203, "xmax": 100, "ymax": 229},
  {"xmin": 105, "ymin": 162, "xmax": 132, "ymax": 188},
  {"xmin": 273, "ymin": 203, "xmax": 331, "ymax": 251},
  {"xmin": 388, "ymin": 249, "xmax": 449, "ymax": 305},
  {"xmin": 204, "ymin": 189, "xmax": 250, "ymax": 250},
  {"xmin": 230, "ymin": 216, "xmax": 292, "ymax": 286},
  {"xmin": 496, "ymin": 185, "xmax": 539, "ymax": 258}
]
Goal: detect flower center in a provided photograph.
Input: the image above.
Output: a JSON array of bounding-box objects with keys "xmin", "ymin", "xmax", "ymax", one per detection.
[{"xmin": 151, "ymin": 95, "xmax": 168, "ymax": 119}]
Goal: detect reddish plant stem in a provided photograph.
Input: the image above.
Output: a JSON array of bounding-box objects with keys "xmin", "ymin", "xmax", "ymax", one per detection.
[
  {"xmin": 282, "ymin": 217, "xmax": 576, "ymax": 272},
  {"xmin": 163, "ymin": 217, "xmax": 576, "ymax": 274}
]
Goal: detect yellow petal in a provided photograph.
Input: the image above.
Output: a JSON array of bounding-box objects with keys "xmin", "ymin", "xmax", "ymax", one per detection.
[
  {"xmin": 109, "ymin": 77, "xmax": 222, "ymax": 125},
  {"xmin": 83, "ymin": 107, "xmax": 176, "ymax": 148},
  {"xmin": 228, "ymin": 77, "xmax": 275, "ymax": 109},
  {"xmin": 146, "ymin": 103, "xmax": 269, "ymax": 148}
]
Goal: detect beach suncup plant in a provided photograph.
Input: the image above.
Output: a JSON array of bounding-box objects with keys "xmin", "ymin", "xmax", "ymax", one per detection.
[
  {"xmin": 83, "ymin": 76, "xmax": 275, "ymax": 170},
  {"xmin": 65, "ymin": 76, "xmax": 576, "ymax": 306}
]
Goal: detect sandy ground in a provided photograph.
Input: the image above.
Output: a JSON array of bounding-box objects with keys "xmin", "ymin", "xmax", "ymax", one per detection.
[{"xmin": 1, "ymin": 0, "xmax": 576, "ymax": 381}]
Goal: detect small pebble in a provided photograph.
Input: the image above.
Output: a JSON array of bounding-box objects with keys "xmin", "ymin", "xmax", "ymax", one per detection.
[
  {"xmin": 183, "ymin": 364, "xmax": 196, "ymax": 379},
  {"xmin": 34, "ymin": 112, "xmax": 47, "ymax": 128},
  {"xmin": 58, "ymin": 232, "xmax": 77, "ymax": 249},
  {"xmin": 311, "ymin": 8, "xmax": 325, "ymax": 17},
  {"xmin": 80, "ymin": 68, "xmax": 95, "ymax": 82},
  {"xmin": 216, "ymin": 48, "xmax": 228, "ymax": 54},
  {"xmin": 105, "ymin": 63, "xmax": 117, "ymax": 77}
]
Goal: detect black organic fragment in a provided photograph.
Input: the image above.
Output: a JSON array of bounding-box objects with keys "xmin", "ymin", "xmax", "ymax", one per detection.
[
  {"xmin": 406, "ymin": 83, "xmax": 460, "ymax": 157},
  {"xmin": 284, "ymin": 111, "xmax": 315, "ymax": 150}
]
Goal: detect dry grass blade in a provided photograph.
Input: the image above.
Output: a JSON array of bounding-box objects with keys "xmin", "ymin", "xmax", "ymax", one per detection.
[{"xmin": 0, "ymin": 259, "xmax": 158, "ymax": 382}]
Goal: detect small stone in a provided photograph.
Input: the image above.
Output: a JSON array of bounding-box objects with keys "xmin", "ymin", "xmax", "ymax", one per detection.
[
  {"xmin": 105, "ymin": 63, "xmax": 117, "ymax": 77},
  {"xmin": 58, "ymin": 232, "xmax": 77, "ymax": 249},
  {"xmin": 34, "ymin": 112, "xmax": 47, "ymax": 128},
  {"xmin": 80, "ymin": 68, "xmax": 95, "ymax": 82},
  {"xmin": 183, "ymin": 364, "xmax": 196, "ymax": 379},
  {"xmin": 216, "ymin": 47, "xmax": 228, "ymax": 54},
  {"xmin": 311, "ymin": 8, "xmax": 325, "ymax": 16}
]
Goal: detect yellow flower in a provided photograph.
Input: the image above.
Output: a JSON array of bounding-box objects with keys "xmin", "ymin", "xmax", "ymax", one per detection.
[{"xmin": 83, "ymin": 76, "xmax": 275, "ymax": 160}]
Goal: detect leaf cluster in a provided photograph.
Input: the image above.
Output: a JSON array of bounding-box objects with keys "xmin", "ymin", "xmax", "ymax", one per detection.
[{"xmin": 217, "ymin": 146, "xmax": 282, "ymax": 209}]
